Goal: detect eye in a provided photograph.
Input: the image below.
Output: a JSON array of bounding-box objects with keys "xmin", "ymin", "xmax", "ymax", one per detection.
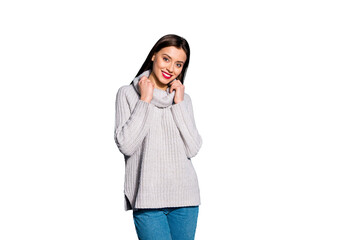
[
  {"xmin": 163, "ymin": 57, "xmax": 169, "ymax": 62},
  {"xmin": 176, "ymin": 63, "xmax": 182, "ymax": 68}
]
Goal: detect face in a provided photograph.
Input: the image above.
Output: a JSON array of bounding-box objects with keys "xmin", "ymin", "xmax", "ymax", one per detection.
[{"xmin": 151, "ymin": 46, "xmax": 187, "ymax": 86}]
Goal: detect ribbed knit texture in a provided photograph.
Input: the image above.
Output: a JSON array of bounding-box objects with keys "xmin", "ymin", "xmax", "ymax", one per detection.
[{"xmin": 114, "ymin": 70, "xmax": 202, "ymax": 211}]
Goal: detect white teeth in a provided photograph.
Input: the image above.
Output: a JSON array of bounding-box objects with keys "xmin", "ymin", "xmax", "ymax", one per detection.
[{"xmin": 163, "ymin": 72, "xmax": 170, "ymax": 77}]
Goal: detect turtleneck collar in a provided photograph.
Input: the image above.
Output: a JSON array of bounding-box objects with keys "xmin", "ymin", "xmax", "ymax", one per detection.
[{"xmin": 132, "ymin": 70, "xmax": 175, "ymax": 108}]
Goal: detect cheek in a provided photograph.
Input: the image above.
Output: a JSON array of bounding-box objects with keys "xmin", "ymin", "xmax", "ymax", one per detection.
[
  {"xmin": 175, "ymin": 67, "xmax": 183, "ymax": 75},
  {"xmin": 154, "ymin": 58, "xmax": 166, "ymax": 69}
]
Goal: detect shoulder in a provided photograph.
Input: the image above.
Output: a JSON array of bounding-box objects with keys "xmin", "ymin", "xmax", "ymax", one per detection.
[
  {"xmin": 184, "ymin": 92, "xmax": 191, "ymax": 100},
  {"xmin": 116, "ymin": 84, "xmax": 137, "ymax": 99},
  {"xmin": 115, "ymin": 84, "xmax": 140, "ymax": 111},
  {"xmin": 183, "ymin": 93, "xmax": 193, "ymax": 104},
  {"xmin": 117, "ymin": 84, "xmax": 133, "ymax": 94},
  {"xmin": 176, "ymin": 93, "xmax": 195, "ymax": 111}
]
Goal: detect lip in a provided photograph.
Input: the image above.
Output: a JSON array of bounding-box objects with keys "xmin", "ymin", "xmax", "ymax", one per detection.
[{"xmin": 161, "ymin": 71, "xmax": 172, "ymax": 80}]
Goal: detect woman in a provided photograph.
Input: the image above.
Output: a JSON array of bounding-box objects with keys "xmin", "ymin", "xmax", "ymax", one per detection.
[{"xmin": 114, "ymin": 34, "xmax": 202, "ymax": 240}]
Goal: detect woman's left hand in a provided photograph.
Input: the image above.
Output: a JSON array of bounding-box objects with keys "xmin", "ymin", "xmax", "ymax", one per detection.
[{"xmin": 169, "ymin": 79, "xmax": 185, "ymax": 104}]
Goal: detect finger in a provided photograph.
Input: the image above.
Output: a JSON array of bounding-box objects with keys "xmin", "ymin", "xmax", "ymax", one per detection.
[
  {"xmin": 170, "ymin": 81, "xmax": 180, "ymax": 89},
  {"xmin": 170, "ymin": 84, "xmax": 175, "ymax": 93},
  {"xmin": 140, "ymin": 76, "xmax": 149, "ymax": 83},
  {"xmin": 168, "ymin": 79, "xmax": 176, "ymax": 86},
  {"xmin": 170, "ymin": 83, "xmax": 179, "ymax": 93},
  {"xmin": 169, "ymin": 79, "xmax": 179, "ymax": 85},
  {"xmin": 174, "ymin": 79, "xmax": 182, "ymax": 85}
]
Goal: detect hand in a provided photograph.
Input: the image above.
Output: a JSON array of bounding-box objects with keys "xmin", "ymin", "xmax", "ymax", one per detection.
[
  {"xmin": 139, "ymin": 76, "xmax": 155, "ymax": 103},
  {"xmin": 169, "ymin": 79, "xmax": 185, "ymax": 104}
]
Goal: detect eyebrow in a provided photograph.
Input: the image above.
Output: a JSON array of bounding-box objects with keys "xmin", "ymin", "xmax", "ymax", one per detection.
[{"xmin": 163, "ymin": 54, "xmax": 185, "ymax": 64}]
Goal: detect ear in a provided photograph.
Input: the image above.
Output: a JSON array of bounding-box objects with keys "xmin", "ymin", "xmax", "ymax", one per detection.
[{"xmin": 151, "ymin": 54, "xmax": 155, "ymax": 61}]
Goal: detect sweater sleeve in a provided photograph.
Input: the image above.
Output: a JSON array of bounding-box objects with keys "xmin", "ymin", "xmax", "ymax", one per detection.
[
  {"xmin": 171, "ymin": 94, "xmax": 202, "ymax": 158},
  {"xmin": 114, "ymin": 86, "xmax": 155, "ymax": 156}
]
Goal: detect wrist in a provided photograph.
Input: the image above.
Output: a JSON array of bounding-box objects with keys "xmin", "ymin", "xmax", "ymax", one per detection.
[
  {"xmin": 140, "ymin": 97, "xmax": 152, "ymax": 103},
  {"xmin": 174, "ymin": 98, "xmax": 184, "ymax": 104}
]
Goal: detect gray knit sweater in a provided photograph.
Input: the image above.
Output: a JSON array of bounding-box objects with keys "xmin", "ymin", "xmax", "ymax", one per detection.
[{"xmin": 114, "ymin": 70, "xmax": 202, "ymax": 211}]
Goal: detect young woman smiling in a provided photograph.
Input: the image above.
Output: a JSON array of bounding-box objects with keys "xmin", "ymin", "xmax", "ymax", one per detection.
[{"xmin": 114, "ymin": 34, "xmax": 202, "ymax": 240}]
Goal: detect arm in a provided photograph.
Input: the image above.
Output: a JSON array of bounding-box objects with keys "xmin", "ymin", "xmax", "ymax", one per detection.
[
  {"xmin": 171, "ymin": 94, "xmax": 202, "ymax": 158},
  {"xmin": 114, "ymin": 86, "xmax": 155, "ymax": 156}
]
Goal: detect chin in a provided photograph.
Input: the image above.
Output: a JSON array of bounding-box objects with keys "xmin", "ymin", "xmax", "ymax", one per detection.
[
  {"xmin": 158, "ymin": 78, "xmax": 170, "ymax": 85},
  {"xmin": 157, "ymin": 74, "xmax": 173, "ymax": 85}
]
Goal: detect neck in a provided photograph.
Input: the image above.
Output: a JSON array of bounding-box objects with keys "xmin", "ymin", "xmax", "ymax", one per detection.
[{"xmin": 149, "ymin": 72, "xmax": 167, "ymax": 91}]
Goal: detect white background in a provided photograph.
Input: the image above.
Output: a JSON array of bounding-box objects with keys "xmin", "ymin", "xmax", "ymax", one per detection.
[{"xmin": 1, "ymin": 0, "xmax": 359, "ymax": 239}]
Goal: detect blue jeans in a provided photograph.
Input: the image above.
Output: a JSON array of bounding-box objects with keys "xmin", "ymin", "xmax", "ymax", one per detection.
[{"xmin": 132, "ymin": 206, "xmax": 199, "ymax": 240}]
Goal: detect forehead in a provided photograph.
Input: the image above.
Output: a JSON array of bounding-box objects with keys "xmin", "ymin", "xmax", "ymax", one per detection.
[{"xmin": 157, "ymin": 46, "xmax": 187, "ymax": 62}]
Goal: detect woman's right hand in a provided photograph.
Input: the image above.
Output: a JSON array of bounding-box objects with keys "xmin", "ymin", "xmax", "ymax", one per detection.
[{"xmin": 139, "ymin": 76, "xmax": 155, "ymax": 103}]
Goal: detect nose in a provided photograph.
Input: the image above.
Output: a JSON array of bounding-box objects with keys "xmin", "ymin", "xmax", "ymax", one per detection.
[{"xmin": 167, "ymin": 63, "xmax": 174, "ymax": 73}]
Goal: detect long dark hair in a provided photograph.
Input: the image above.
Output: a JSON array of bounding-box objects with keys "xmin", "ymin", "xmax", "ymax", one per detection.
[{"xmin": 133, "ymin": 34, "xmax": 190, "ymax": 85}]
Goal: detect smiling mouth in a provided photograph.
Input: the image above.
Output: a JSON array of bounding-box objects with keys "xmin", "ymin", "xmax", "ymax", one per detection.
[{"xmin": 161, "ymin": 71, "xmax": 172, "ymax": 79}]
